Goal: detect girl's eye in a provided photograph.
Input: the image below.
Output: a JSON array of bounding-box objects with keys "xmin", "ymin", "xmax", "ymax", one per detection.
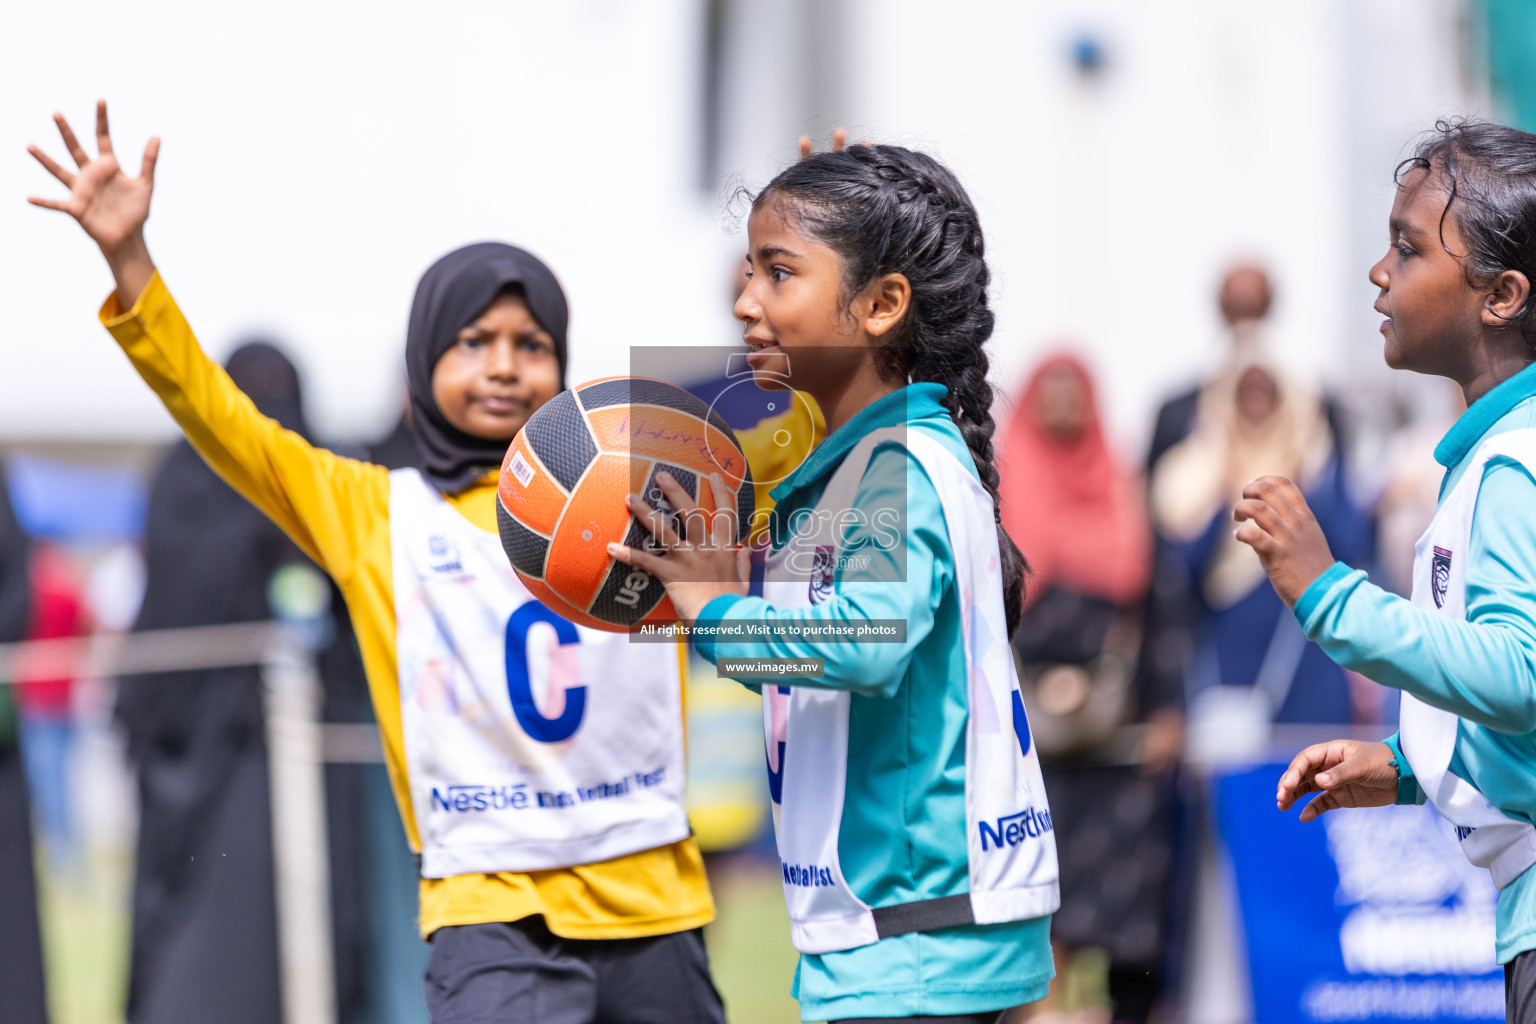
[
  {"xmin": 771, "ymin": 266, "xmax": 790, "ymax": 283},
  {"xmin": 519, "ymin": 338, "xmax": 551, "ymax": 355},
  {"xmin": 458, "ymin": 334, "xmax": 486, "ymax": 348},
  {"xmin": 1395, "ymin": 241, "xmax": 1415, "ymax": 259}
]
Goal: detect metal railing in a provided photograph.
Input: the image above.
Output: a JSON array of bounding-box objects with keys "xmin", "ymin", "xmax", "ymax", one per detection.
[{"xmin": 0, "ymin": 621, "xmax": 365, "ymax": 1024}]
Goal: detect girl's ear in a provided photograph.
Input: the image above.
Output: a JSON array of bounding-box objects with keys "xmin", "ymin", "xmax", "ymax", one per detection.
[
  {"xmin": 1483, "ymin": 269, "xmax": 1532, "ymax": 328},
  {"xmin": 860, "ymin": 273, "xmax": 912, "ymax": 338}
]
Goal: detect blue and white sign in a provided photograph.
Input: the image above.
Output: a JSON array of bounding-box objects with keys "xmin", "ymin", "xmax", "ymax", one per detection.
[{"xmin": 1216, "ymin": 765, "xmax": 1503, "ymax": 1023}]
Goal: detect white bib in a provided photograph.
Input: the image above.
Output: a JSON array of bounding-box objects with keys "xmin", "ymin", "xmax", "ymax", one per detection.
[
  {"xmin": 389, "ymin": 469, "xmax": 689, "ymax": 876},
  {"xmin": 759, "ymin": 427, "xmax": 1060, "ymax": 954},
  {"xmin": 1400, "ymin": 430, "xmax": 1536, "ymax": 890}
]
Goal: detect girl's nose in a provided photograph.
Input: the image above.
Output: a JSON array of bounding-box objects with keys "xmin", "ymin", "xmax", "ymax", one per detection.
[
  {"xmin": 486, "ymin": 338, "xmax": 519, "ymax": 379},
  {"xmin": 733, "ymin": 286, "xmax": 759, "ymax": 326},
  {"xmin": 1368, "ymin": 257, "xmax": 1390, "ymax": 292}
]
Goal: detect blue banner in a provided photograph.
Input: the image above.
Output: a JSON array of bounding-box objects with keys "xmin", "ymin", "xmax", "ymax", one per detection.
[{"xmin": 1215, "ymin": 764, "xmax": 1503, "ymax": 1023}]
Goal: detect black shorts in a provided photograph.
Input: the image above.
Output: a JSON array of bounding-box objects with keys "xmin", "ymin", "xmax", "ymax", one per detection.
[
  {"xmin": 1510, "ymin": 949, "xmax": 1536, "ymax": 1024},
  {"xmin": 424, "ymin": 917, "xmax": 725, "ymax": 1024}
]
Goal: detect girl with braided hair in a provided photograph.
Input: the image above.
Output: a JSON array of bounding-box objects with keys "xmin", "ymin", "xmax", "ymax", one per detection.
[{"xmin": 611, "ymin": 144, "xmax": 1058, "ymax": 1023}]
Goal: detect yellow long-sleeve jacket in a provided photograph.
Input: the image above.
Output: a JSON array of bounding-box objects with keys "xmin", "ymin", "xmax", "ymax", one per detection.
[{"xmin": 102, "ymin": 272, "xmax": 821, "ymax": 940}]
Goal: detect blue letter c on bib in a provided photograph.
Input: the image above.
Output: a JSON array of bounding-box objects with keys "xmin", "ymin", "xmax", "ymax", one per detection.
[{"xmin": 505, "ymin": 602, "xmax": 586, "ymax": 743}]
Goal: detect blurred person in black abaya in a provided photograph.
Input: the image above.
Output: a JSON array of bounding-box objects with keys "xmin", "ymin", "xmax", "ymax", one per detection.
[
  {"xmin": 0, "ymin": 471, "xmax": 46, "ymax": 1023},
  {"xmin": 118, "ymin": 340, "xmax": 300, "ymax": 1024},
  {"xmin": 118, "ymin": 340, "xmax": 378, "ymax": 1024}
]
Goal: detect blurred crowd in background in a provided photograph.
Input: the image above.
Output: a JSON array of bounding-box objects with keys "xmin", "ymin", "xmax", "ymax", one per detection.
[
  {"xmin": 4, "ymin": 2, "xmax": 1536, "ymax": 1023},
  {"xmin": 0, "ymin": 261, "xmax": 1473, "ymax": 1024}
]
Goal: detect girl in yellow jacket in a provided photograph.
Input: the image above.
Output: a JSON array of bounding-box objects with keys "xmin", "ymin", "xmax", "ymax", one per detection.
[{"xmin": 28, "ymin": 102, "xmax": 813, "ymax": 1024}]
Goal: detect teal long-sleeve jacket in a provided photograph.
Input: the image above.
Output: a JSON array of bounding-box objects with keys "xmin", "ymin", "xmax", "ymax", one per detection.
[
  {"xmin": 693, "ymin": 384, "xmax": 1054, "ymax": 1021},
  {"xmin": 1294, "ymin": 360, "xmax": 1536, "ymax": 964}
]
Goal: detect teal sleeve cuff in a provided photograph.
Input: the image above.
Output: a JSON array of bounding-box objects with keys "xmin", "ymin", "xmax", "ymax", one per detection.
[
  {"xmin": 690, "ymin": 593, "xmax": 747, "ymax": 664},
  {"xmin": 1293, "ymin": 561, "xmax": 1358, "ymax": 627},
  {"xmin": 1382, "ymin": 732, "xmax": 1426, "ymax": 805}
]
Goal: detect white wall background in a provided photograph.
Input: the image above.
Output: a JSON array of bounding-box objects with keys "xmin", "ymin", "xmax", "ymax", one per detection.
[
  {"xmin": 1, "ymin": 0, "xmax": 726, "ymax": 442},
  {"xmin": 725, "ymin": 0, "xmax": 1475, "ymax": 455},
  {"xmin": 0, "ymin": 0, "xmax": 1479, "ymax": 457}
]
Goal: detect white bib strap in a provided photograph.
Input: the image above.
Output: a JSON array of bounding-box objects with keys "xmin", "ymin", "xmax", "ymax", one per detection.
[
  {"xmin": 759, "ymin": 425, "xmax": 1058, "ymax": 953},
  {"xmin": 1400, "ymin": 430, "xmax": 1536, "ymax": 889}
]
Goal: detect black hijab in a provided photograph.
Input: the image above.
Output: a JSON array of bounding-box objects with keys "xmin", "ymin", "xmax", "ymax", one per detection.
[
  {"xmin": 405, "ymin": 242, "xmax": 569, "ymax": 492},
  {"xmin": 225, "ymin": 340, "xmax": 307, "ymax": 436}
]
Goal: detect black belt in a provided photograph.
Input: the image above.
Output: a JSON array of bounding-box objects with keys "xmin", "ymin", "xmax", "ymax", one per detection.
[
  {"xmin": 413, "ymin": 850, "xmax": 976, "ymax": 939},
  {"xmin": 870, "ymin": 893, "xmax": 975, "ymax": 939}
]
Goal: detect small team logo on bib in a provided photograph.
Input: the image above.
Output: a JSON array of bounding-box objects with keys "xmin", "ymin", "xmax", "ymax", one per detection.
[
  {"xmin": 1431, "ymin": 546, "xmax": 1452, "ymax": 608},
  {"xmin": 808, "ymin": 546, "xmax": 835, "ymax": 604}
]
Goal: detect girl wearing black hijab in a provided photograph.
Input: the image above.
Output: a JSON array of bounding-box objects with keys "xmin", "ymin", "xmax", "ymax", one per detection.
[{"xmin": 33, "ymin": 104, "xmax": 724, "ymax": 1024}]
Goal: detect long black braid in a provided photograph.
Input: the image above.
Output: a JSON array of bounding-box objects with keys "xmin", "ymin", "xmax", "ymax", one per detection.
[{"xmin": 754, "ymin": 144, "xmax": 1028, "ymax": 635}]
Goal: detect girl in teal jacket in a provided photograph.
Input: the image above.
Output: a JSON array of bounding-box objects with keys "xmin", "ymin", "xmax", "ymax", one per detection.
[
  {"xmin": 611, "ymin": 145, "xmax": 1058, "ymax": 1023},
  {"xmin": 1238, "ymin": 120, "xmax": 1536, "ymax": 1016}
]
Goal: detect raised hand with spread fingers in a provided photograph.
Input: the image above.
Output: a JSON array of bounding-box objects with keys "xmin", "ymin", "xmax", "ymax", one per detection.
[{"xmin": 27, "ymin": 101, "xmax": 159, "ymax": 309}]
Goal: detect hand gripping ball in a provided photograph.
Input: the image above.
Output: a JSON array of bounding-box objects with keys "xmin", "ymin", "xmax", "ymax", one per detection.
[{"xmin": 496, "ymin": 376, "xmax": 754, "ymax": 631}]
